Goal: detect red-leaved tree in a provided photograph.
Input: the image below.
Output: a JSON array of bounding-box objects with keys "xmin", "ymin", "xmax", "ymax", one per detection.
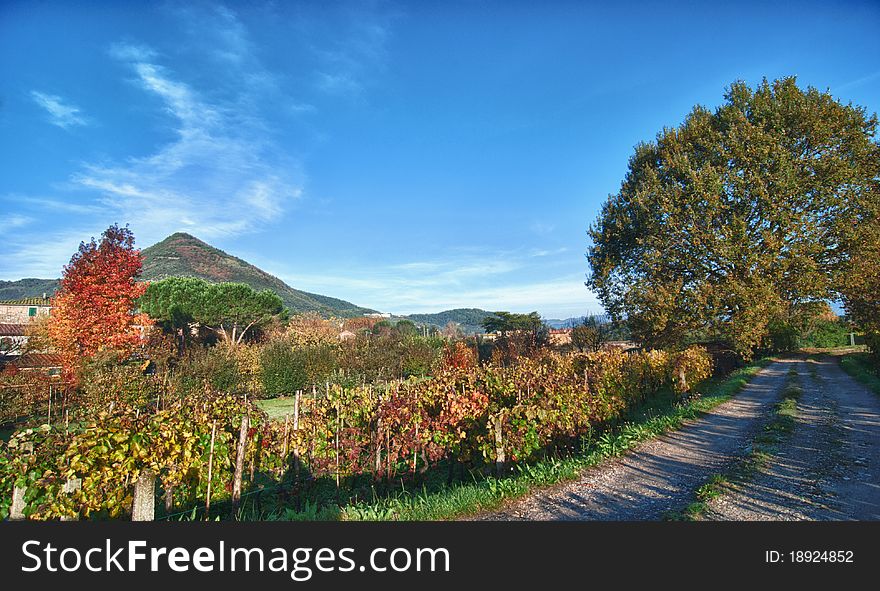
[{"xmin": 48, "ymin": 224, "xmax": 152, "ymax": 382}]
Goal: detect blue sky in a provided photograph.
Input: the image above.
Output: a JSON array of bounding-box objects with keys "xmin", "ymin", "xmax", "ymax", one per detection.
[{"xmin": 1, "ymin": 0, "xmax": 878, "ymax": 318}]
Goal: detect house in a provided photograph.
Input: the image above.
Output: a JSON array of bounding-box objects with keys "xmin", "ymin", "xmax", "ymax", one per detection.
[
  {"xmin": 0, "ymin": 295, "xmax": 52, "ymax": 324},
  {"xmin": 549, "ymin": 328, "xmax": 572, "ymax": 346},
  {"xmin": 1, "ymin": 353, "xmax": 64, "ymax": 378},
  {"xmin": 0, "ymin": 323, "xmax": 28, "ymax": 356}
]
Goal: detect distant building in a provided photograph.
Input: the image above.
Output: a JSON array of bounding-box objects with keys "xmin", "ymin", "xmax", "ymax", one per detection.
[
  {"xmin": 338, "ymin": 330, "xmax": 356, "ymax": 342},
  {"xmin": 0, "ymin": 295, "xmax": 52, "ymax": 324},
  {"xmin": 549, "ymin": 328, "xmax": 572, "ymax": 346},
  {"xmin": 364, "ymin": 312, "xmax": 391, "ymax": 318}
]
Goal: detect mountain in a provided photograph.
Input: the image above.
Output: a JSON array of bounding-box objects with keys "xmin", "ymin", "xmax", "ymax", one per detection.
[
  {"xmin": 544, "ymin": 315, "xmax": 611, "ymax": 329},
  {"xmin": 0, "ymin": 278, "xmax": 60, "ymax": 301},
  {"xmin": 1, "ymin": 233, "xmax": 376, "ymax": 318},
  {"xmin": 401, "ymin": 308, "xmax": 495, "ymax": 334},
  {"xmin": 140, "ymin": 233, "xmax": 376, "ymax": 317}
]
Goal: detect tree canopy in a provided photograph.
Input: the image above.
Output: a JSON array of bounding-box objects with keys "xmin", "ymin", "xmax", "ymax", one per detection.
[
  {"xmin": 140, "ymin": 277, "xmax": 284, "ymax": 347},
  {"xmin": 47, "ymin": 224, "xmax": 151, "ymax": 381},
  {"xmin": 587, "ymin": 77, "xmax": 880, "ymax": 358},
  {"xmin": 481, "ymin": 311, "xmax": 544, "ymax": 334}
]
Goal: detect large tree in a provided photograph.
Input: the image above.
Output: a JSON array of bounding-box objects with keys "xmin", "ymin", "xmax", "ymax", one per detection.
[
  {"xmin": 138, "ymin": 276, "xmax": 208, "ymax": 354},
  {"xmin": 481, "ymin": 311, "xmax": 544, "ymax": 335},
  {"xmin": 139, "ymin": 277, "xmax": 284, "ymax": 347},
  {"xmin": 588, "ymin": 77, "xmax": 880, "ymax": 358},
  {"xmin": 48, "ymin": 224, "xmax": 152, "ymax": 381}
]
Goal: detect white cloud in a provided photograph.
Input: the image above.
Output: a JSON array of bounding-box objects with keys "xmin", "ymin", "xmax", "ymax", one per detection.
[
  {"xmin": 0, "ymin": 214, "xmax": 33, "ymax": 235},
  {"xmin": 833, "ymin": 70, "xmax": 880, "ymax": 93},
  {"xmin": 252, "ymin": 248, "xmax": 599, "ymax": 318},
  {"xmin": 30, "ymin": 91, "xmax": 88, "ymax": 129},
  {"xmin": 530, "ymin": 247, "xmax": 569, "ymax": 257},
  {"xmin": 0, "ymin": 228, "xmax": 98, "ymax": 279},
  {"xmin": 70, "ymin": 40, "xmax": 302, "ymax": 245},
  {"xmin": 108, "ymin": 42, "xmax": 158, "ymax": 62},
  {"xmin": 530, "ymin": 222, "xmax": 556, "ymax": 236},
  {"xmin": 16, "ymin": 196, "xmax": 105, "ymax": 215}
]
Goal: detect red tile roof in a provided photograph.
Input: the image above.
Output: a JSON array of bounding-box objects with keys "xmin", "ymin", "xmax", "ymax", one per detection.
[
  {"xmin": 0, "ymin": 324, "xmax": 28, "ymax": 336},
  {"xmin": 9, "ymin": 353, "xmax": 64, "ymax": 368}
]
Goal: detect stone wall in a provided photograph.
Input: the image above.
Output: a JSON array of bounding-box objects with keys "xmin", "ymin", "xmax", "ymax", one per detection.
[{"xmin": 0, "ymin": 304, "xmax": 51, "ymax": 324}]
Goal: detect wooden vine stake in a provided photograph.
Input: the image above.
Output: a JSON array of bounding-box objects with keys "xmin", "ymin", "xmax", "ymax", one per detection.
[
  {"xmin": 293, "ymin": 390, "xmax": 301, "ymax": 479},
  {"xmin": 283, "ymin": 413, "xmax": 290, "ymax": 457},
  {"xmin": 494, "ymin": 411, "xmax": 506, "ymax": 477},
  {"xmin": 132, "ymin": 470, "xmax": 156, "ymax": 521},
  {"xmin": 205, "ymin": 421, "xmax": 216, "ymax": 515},
  {"xmin": 335, "ymin": 400, "xmax": 341, "ymax": 489},
  {"xmin": 374, "ymin": 417, "xmax": 383, "ymax": 478},
  {"xmin": 412, "ymin": 422, "xmax": 418, "ymax": 476},
  {"xmin": 232, "ymin": 414, "xmax": 249, "ymax": 516}
]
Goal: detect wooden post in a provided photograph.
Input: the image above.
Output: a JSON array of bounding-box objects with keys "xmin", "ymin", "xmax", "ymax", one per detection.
[
  {"xmin": 205, "ymin": 421, "xmax": 216, "ymax": 515},
  {"xmin": 335, "ymin": 402, "xmax": 341, "ymax": 489},
  {"xmin": 47, "ymin": 385, "xmax": 52, "ymax": 424},
  {"xmin": 10, "ymin": 486, "xmax": 26, "ymax": 520},
  {"xmin": 61, "ymin": 477, "xmax": 82, "ymax": 521},
  {"xmin": 494, "ymin": 411, "xmax": 506, "ymax": 476},
  {"xmin": 249, "ymin": 431, "xmax": 260, "ymax": 482},
  {"xmin": 132, "ymin": 470, "xmax": 156, "ymax": 521},
  {"xmin": 283, "ymin": 413, "xmax": 291, "ymax": 457},
  {"xmin": 232, "ymin": 415, "xmax": 249, "ymax": 515},
  {"xmin": 374, "ymin": 418, "xmax": 383, "ymax": 477},
  {"xmin": 412, "ymin": 422, "xmax": 418, "ymax": 476},
  {"xmin": 293, "ymin": 390, "xmax": 301, "ymax": 478},
  {"xmin": 386, "ymin": 428, "xmax": 391, "ymax": 479}
]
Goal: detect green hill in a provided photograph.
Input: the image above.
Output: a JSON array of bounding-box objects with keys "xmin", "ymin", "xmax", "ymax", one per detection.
[
  {"xmin": 140, "ymin": 233, "xmax": 376, "ymax": 317},
  {"xmin": 401, "ymin": 308, "xmax": 496, "ymax": 334},
  {"xmin": 0, "ymin": 278, "xmax": 60, "ymax": 301},
  {"xmin": 1, "ymin": 233, "xmax": 376, "ymax": 318}
]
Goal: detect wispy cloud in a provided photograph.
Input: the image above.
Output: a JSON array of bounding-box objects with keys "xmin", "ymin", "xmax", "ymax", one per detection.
[
  {"xmin": 30, "ymin": 91, "xmax": 88, "ymax": 129},
  {"xmin": 833, "ymin": 70, "xmax": 880, "ymax": 94},
  {"xmin": 530, "ymin": 247, "xmax": 568, "ymax": 257},
  {"xmin": 15, "ymin": 196, "xmax": 105, "ymax": 215},
  {"xmin": 0, "ymin": 214, "xmax": 33, "ymax": 235},
  {"xmin": 72, "ymin": 29, "xmax": 302, "ymax": 244},
  {"xmin": 304, "ymin": 5, "xmax": 396, "ymax": 98},
  {"xmin": 530, "ymin": 222, "xmax": 556, "ymax": 236},
  {"xmin": 252, "ymin": 247, "xmax": 598, "ymax": 318},
  {"xmin": 0, "ymin": 227, "xmax": 96, "ymax": 279}
]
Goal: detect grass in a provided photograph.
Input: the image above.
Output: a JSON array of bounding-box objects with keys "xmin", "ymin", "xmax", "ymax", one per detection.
[
  {"xmin": 274, "ymin": 357, "xmax": 773, "ymax": 521},
  {"xmin": 839, "ymin": 353, "xmax": 880, "ymax": 397},
  {"xmin": 256, "ymin": 396, "xmax": 301, "ymax": 420},
  {"xmin": 666, "ymin": 364, "xmax": 802, "ymax": 521}
]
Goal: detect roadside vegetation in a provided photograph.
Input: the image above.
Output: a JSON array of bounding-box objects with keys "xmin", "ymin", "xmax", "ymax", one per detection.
[{"xmin": 840, "ymin": 353, "xmax": 880, "ymax": 397}]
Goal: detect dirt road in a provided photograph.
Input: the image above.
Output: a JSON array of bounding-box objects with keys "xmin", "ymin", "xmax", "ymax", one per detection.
[
  {"xmin": 476, "ymin": 359, "xmax": 796, "ymax": 520},
  {"xmin": 703, "ymin": 356, "xmax": 880, "ymax": 520},
  {"xmin": 476, "ymin": 356, "xmax": 880, "ymax": 521}
]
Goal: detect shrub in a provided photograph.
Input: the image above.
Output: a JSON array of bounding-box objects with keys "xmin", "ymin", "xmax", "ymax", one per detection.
[
  {"xmin": 260, "ymin": 340, "xmax": 309, "ymax": 397},
  {"xmin": 801, "ymin": 319, "xmax": 851, "ymax": 348}
]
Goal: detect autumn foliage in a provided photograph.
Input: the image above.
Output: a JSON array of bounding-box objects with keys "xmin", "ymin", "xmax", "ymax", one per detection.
[{"xmin": 47, "ymin": 225, "xmax": 152, "ymax": 382}]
